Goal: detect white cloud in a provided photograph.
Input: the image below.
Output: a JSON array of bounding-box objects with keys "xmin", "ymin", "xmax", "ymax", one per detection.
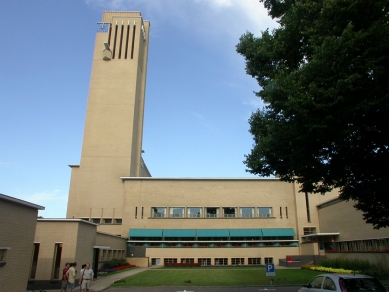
[{"xmin": 29, "ymin": 189, "xmax": 67, "ymax": 202}]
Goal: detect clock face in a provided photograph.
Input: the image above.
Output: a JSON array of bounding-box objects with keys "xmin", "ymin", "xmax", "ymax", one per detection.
[{"xmin": 97, "ymin": 23, "xmax": 109, "ymax": 33}]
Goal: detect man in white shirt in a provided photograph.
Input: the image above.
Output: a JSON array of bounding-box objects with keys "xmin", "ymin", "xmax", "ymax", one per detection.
[{"xmin": 80, "ymin": 263, "xmax": 94, "ymax": 292}]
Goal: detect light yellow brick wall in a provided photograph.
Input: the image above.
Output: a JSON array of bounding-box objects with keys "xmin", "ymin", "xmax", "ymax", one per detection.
[
  {"xmin": 0, "ymin": 200, "xmax": 38, "ymax": 291},
  {"xmin": 34, "ymin": 220, "xmax": 96, "ymax": 281},
  {"xmin": 318, "ymin": 200, "xmax": 389, "ymax": 241}
]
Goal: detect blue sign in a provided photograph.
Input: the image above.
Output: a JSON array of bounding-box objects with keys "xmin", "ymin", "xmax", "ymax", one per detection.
[{"xmin": 266, "ymin": 263, "xmax": 275, "ymax": 276}]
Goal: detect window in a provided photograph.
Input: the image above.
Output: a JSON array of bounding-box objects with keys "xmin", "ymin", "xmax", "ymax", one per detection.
[
  {"xmin": 258, "ymin": 207, "xmax": 272, "ymax": 217},
  {"xmin": 303, "ymin": 227, "xmax": 317, "ymax": 235},
  {"xmin": 52, "ymin": 243, "xmax": 63, "ymax": 279},
  {"xmin": 206, "ymin": 207, "xmax": 219, "ymax": 218},
  {"xmin": 223, "ymin": 207, "xmax": 237, "ymax": 218},
  {"xmin": 240, "ymin": 207, "xmax": 254, "ymax": 218},
  {"xmin": 188, "ymin": 207, "xmax": 202, "ymax": 218},
  {"xmin": 0, "ymin": 249, "xmax": 7, "ymax": 262},
  {"xmin": 80, "ymin": 218, "xmax": 89, "ymax": 221},
  {"xmin": 103, "ymin": 218, "xmax": 112, "ymax": 224},
  {"xmin": 248, "ymin": 258, "xmax": 261, "ymax": 265},
  {"xmin": 215, "ymin": 258, "xmax": 228, "ymax": 266},
  {"xmin": 309, "ymin": 276, "xmax": 324, "ymax": 289},
  {"xmin": 29, "ymin": 243, "xmax": 40, "ymax": 278},
  {"xmin": 264, "ymin": 257, "xmax": 273, "ymax": 264},
  {"xmin": 152, "ymin": 207, "xmax": 166, "ymax": 218},
  {"xmin": 164, "ymin": 258, "xmax": 177, "ymax": 264},
  {"xmin": 181, "ymin": 258, "xmax": 194, "ymax": 264},
  {"xmin": 91, "ymin": 218, "xmax": 100, "ymax": 224},
  {"xmin": 151, "ymin": 258, "xmax": 160, "ymax": 265},
  {"xmin": 114, "ymin": 218, "xmax": 122, "ymax": 224},
  {"xmin": 198, "ymin": 258, "xmax": 211, "ymax": 266},
  {"xmin": 169, "ymin": 207, "xmax": 184, "ymax": 218},
  {"xmin": 323, "ymin": 277, "xmax": 336, "ymax": 291},
  {"xmin": 231, "ymin": 258, "xmax": 244, "ymax": 265}
]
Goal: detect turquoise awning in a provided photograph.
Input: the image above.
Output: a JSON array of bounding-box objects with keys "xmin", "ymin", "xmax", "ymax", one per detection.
[
  {"xmin": 197, "ymin": 229, "xmax": 229, "ymax": 237},
  {"xmin": 129, "ymin": 229, "xmax": 163, "ymax": 237},
  {"xmin": 229, "ymin": 229, "xmax": 262, "ymax": 237},
  {"xmin": 163, "ymin": 229, "xmax": 196, "ymax": 237},
  {"xmin": 261, "ymin": 228, "xmax": 295, "ymax": 237}
]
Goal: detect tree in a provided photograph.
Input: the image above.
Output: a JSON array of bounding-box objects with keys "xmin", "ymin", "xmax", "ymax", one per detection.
[{"xmin": 236, "ymin": 0, "xmax": 389, "ymax": 228}]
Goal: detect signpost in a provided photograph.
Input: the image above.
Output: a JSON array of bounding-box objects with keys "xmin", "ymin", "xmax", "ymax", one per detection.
[{"xmin": 266, "ymin": 263, "xmax": 275, "ymax": 285}]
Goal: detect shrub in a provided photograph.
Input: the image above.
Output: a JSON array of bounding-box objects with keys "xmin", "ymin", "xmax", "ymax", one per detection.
[
  {"xmin": 319, "ymin": 257, "xmax": 389, "ymax": 280},
  {"xmin": 102, "ymin": 258, "xmax": 129, "ymax": 269}
]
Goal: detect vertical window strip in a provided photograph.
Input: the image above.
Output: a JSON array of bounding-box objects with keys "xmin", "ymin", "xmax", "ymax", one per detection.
[
  {"xmin": 280, "ymin": 207, "xmax": 282, "ymax": 218},
  {"xmin": 131, "ymin": 23, "xmax": 136, "ymax": 59},
  {"xmin": 286, "ymin": 207, "xmax": 288, "ymax": 218},
  {"xmin": 305, "ymin": 192, "xmax": 311, "ymax": 222},
  {"xmin": 135, "ymin": 207, "xmax": 137, "ymax": 219},
  {"xmin": 108, "ymin": 23, "xmax": 112, "ymax": 46},
  {"xmin": 118, "ymin": 23, "xmax": 124, "ymax": 59},
  {"xmin": 141, "ymin": 207, "xmax": 144, "ymax": 219},
  {"xmin": 125, "ymin": 23, "xmax": 130, "ymax": 59},
  {"xmin": 112, "ymin": 23, "xmax": 118, "ymax": 59}
]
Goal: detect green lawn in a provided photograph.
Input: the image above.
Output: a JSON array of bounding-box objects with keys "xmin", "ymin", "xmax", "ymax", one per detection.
[{"xmin": 112, "ymin": 268, "xmax": 323, "ymax": 287}]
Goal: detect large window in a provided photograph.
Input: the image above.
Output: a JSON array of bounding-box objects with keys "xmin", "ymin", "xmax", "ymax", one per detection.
[
  {"xmin": 231, "ymin": 258, "xmax": 244, "ymax": 265},
  {"xmin": 198, "ymin": 258, "xmax": 211, "ymax": 266},
  {"xmin": 29, "ymin": 243, "xmax": 40, "ymax": 279},
  {"xmin": 164, "ymin": 258, "xmax": 177, "ymax": 264},
  {"xmin": 264, "ymin": 257, "xmax": 273, "ymax": 264},
  {"xmin": 215, "ymin": 258, "xmax": 228, "ymax": 265},
  {"xmin": 152, "ymin": 207, "xmax": 166, "ymax": 218},
  {"xmin": 52, "ymin": 243, "xmax": 63, "ymax": 279},
  {"xmin": 258, "ymin": 207, "xmax": 272, "ymax": 218},
  {"xmin": 223, "ymin": 207, "xmax": 237, "ymax": 218},
  {"xmin": 240, "ymin": 207, "xmax": 254, "ymax": 218},
  {"xmin": 303, "ymin": 227, "xmax": 317, "ymax": 235},
  {"xmin": 181, "ymin": 258, "xmax": 194, "ymax": 264},
  {"xmin": 248, "ymin": 258, "xmax": 261, "ymax": 265},
  {"xmin": 169, "ymin": 207, "xmax": 184, "ymax": 218},
  {"xmin": 206, "ymin": 207, "xmax": 219, "ymax": 218},
  {"xmin": 188, "ymin": 207, "xmax": 202, "ymax": 218}
]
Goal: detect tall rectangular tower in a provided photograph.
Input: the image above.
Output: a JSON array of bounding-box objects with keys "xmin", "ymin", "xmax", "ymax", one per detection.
[{"xmin": 67, "ymin": 12, "xmax": 150, "ymax": 234}]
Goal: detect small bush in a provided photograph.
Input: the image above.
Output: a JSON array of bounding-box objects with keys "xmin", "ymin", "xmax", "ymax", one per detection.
[{"xmin": 102, "ymin": 258, "xmax": 129, "ymax": 269}]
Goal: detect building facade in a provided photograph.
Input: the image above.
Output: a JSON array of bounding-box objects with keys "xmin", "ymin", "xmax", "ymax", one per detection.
[
  {"xmin": 0, "ymin": 194, "xmax": 44, "ymax": 291},
  {"xmin": 66, "ymin": 11, "xmax": 389, "ymax": 268}
]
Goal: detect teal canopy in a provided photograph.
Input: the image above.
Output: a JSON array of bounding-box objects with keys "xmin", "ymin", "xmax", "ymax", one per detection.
[
  {"xmin": 163, "ymin": 229, "xmax": 196, "ymax": 237},
  {"xmin": 229, "ymin": 229, "xmax": 262, "ymax": 237},
  {"xmin": 197, "ymin": 229, "xmax": 229, "ymax": 237},
  {"xmin": 129, "ymin": 229, "xmax": 163, "ymax": 237},
  {"xmin": 261, "ymin": 228, "xmax": 295, "ymax": 237}
]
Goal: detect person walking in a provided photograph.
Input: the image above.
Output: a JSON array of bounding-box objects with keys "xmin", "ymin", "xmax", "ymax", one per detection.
[
  {"xmin": 80, "ymin": 263, "xmax": 94, "ymax": 292},
  {"xmin": 60, "ymin": 262, "xmax": 70, "ymax": 292},
  {"xmin": 66, "ymin": 262, "xmax": 77, "ymax": 292}
]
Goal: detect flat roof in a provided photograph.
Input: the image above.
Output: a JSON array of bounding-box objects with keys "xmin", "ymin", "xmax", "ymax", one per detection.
[
  {"xmin": 121, "ymin": 177, "xmax": 280, "ymax": 181},
  {"xmin": 0, "ymin": 193, "xmax": 45, "ymax": 210},
  {"xmin": 301, "ymin": 232, "xmax": 340, "ymax": 237},
  {"xmin": 37, "ymin": 218, "xmax": 98, "ymax": 226}
]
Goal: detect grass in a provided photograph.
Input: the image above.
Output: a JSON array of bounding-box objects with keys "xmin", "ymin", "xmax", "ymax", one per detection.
[{"xmin": 112, "ymin": 268, "xmax": 323, "ymax": 287}]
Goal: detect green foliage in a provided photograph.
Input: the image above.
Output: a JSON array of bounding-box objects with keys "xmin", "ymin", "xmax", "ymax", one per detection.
[
  {"xmin": 236, "ymin": 0, "xmax": 389, "ymax": 228},
  {"xmin": 102, "ymin": 258, "xmax": 128, "ymax": 269},
  {"xmin": 320, "ymin": 258, "xmax": 389, "ymax": 280}
]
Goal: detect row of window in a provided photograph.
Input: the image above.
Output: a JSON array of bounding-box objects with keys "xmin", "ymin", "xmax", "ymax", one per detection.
[
  {"xmin": 326, "ymin": 238, "xmax": 389, "ymax": 252},
  {"xmin": 129, "ymin": 242, "xmax": 298, "ymax": 248},
  {"xmin": 151, "ymin": 207, "xmax": 277, "ymax": 218},
  {"xmin": 152, "ymin": 257, "xmax": 274, "ymax": 265},
  {"xmin": 80, "ymin": 218, "xmax": 122, "ymax": 225},
  {"xmin": 99, "ymin": 249, "xmax": 126, "ymax": 262}
]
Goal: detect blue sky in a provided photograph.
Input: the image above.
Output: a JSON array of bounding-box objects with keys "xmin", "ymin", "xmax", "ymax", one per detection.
[{"xmin": 0, "ymin": 0, "xmax": 278, "ymax": 218}]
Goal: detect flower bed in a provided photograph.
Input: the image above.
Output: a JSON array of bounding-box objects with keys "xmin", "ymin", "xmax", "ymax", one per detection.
[
  {"xmin": 98, "ymin": 264, "xmax": 136, "ymax": 273},
  {"xmin": 301, "ymin": 265, "xmax": 355, "ymax": 274}
]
